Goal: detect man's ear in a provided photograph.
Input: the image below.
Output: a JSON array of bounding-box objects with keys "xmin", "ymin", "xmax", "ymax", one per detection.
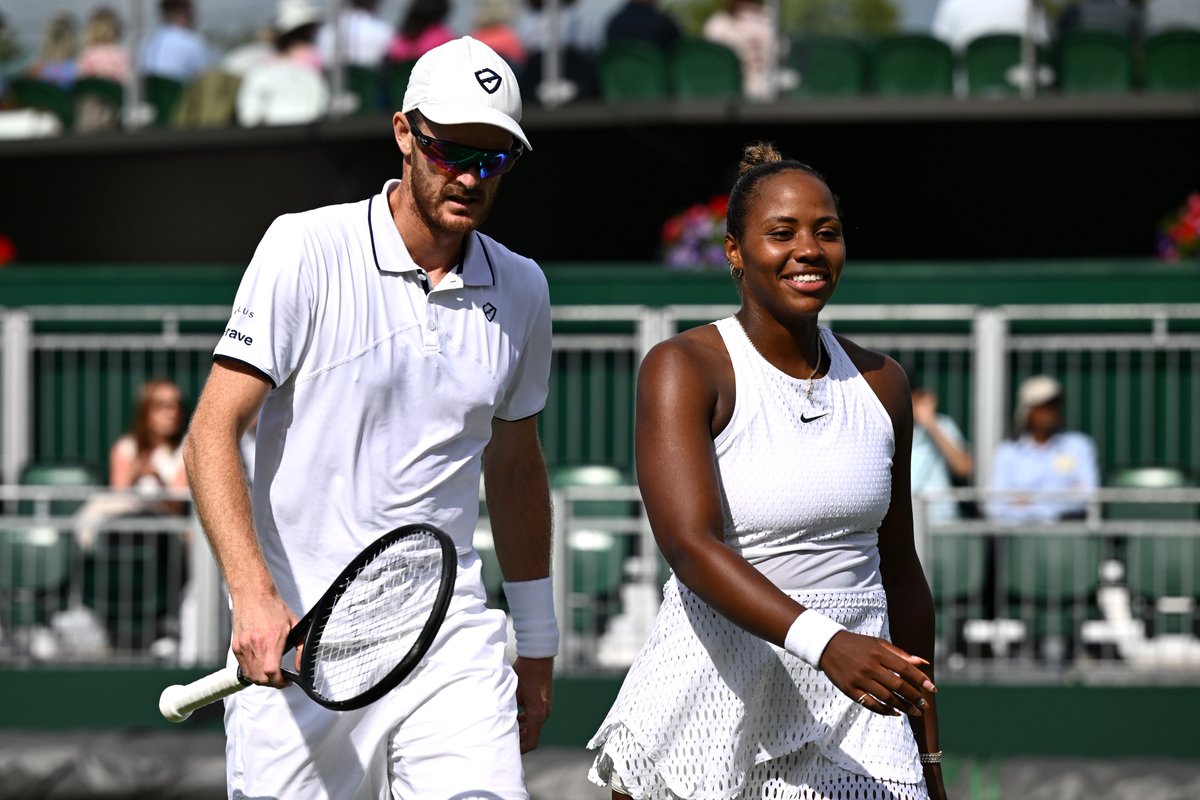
[{"xmin": 394, "ymin": 112, "xmax": 413, "ymax": 157}]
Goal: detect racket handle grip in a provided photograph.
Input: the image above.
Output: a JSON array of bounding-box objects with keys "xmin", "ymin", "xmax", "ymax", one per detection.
[{"xmin": 159, "ymin": 665, "xmax": 251, "ymax": 722}]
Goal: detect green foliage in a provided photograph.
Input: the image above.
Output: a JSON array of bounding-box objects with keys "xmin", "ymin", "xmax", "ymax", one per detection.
[{"xmin": 664, "ymin": 0, "xmax": 898, "ymax": 38}]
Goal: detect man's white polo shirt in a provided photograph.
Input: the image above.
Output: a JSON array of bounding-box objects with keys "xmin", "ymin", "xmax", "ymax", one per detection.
[{"xmin": 214, "ymin": 179, "xmax": 551, "ymax": 612}]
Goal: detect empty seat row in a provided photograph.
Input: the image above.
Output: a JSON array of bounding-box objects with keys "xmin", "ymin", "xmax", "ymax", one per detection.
[{"xmin": 600, "ymin": 29, "xmax": 1200, "ymax": 102}]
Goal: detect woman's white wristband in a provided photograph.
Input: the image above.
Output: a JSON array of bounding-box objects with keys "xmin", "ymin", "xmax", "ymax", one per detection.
[
  {"xmin": 503, "ymin": 577, "xmax": 560, "ymax": 658},
  {"xmin": 784, "ymin": 609, "xmax": 846, "ymax": 669}
]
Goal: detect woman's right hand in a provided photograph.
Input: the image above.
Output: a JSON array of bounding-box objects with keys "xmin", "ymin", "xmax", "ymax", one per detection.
[{"xmin": 819, "ymin": 631, "xmax": 936, "ymax": 717}]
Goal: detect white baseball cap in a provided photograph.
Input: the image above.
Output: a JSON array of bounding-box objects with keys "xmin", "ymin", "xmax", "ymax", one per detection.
[
  {"xmin": 402, "ymin": 36, "xmax": 531, "ymax": 151},
  {"xmin": 1013, "ymin": 374, "xmax": 1063, "ymax": 430},
  {"xmin": 275, "ymin": 0, "xmax": 322, "ymax": 36}
]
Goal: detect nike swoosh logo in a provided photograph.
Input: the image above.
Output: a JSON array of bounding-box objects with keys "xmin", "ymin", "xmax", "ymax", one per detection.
[{"xmin": 800, "ymin": 412, "xmax": 828, "ymax": 423}]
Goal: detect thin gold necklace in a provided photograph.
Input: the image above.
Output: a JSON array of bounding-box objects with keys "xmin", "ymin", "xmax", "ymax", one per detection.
[{"xmin": 737, "ymin": 318, "xmax": 824, "ymax": 401}]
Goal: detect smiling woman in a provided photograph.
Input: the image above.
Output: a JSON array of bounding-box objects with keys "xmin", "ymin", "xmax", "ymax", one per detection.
[{"xmin": 585, "ymin": 141, "xmax": 948, "ymax": 800}]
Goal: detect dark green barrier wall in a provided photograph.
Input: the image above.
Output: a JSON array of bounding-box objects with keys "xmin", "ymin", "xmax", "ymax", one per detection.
[
  {"xmin": 2, "ymin": 668, "xmax": 1198, "ymax": 759},
  {"xmin": 2, "ymin": 259, "xmax": 1199, "ymax": 308}
]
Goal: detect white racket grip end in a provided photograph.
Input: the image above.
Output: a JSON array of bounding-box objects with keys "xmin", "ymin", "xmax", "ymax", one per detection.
[{"xmin": 159, "ymin": 665, "xmax": 249, "ymax": 722}]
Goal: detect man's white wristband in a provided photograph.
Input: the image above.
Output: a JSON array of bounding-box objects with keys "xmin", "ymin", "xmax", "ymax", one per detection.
[
  {"xmin": 503, "ymin": 577, "xmax": 559, "ymax": 658},
  {"xmin": 784, "ymin": 609, "xmax": 846, "ymax": 669}
]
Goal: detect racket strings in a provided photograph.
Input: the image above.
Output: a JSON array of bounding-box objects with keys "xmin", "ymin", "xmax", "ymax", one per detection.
[{"xmin": 309, "ymin": 531, "xmax": 447, "ymax": 701}]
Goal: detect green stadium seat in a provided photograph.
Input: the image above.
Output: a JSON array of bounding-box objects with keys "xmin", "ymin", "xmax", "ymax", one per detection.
[
  {"xmin": 930, "ymin": 533, "xmax": 988, "ymax": 603},
  {"xmin": 0, "ymin": 525, "xmax": 73, "ymax": 630},
  {"xmin": 551, "ymin": 465, "xmax": 634, "ymax": 633},
  {"xmin": 871, "ymin": 33, "xmax": 955, "ymax": 96},
  {"xmin": 670, "ymin": 38, "xmax": 741, "ymax": 99},
  {"xmin": 1106, "ymin": 466, "xmax": 1196, "ymax": 520},
  {"xmin": 346, "ymin": 65, "xmax": 385, "ymax": 115},
  {"xmin": 598, "ymin": 39, "xmax": 671, "ymax": 101},
  {"xmin": 8, "ymin": 77, "xmax": 75, "ymax": 130},
  {"xmin": 790, "ymin": 35, "xmax": 868, "ymax": 97},
  {"xmin": 569, "ymin": 528, "xmax": 625, "ymax": 633},
  {"xmin": 1143, "ymin": 30, "xmax": 1200, "ymax": 92},
  {"xmin": 1106, "ymin": 466, "xmax": 1199, "ymax": 636},
  {"xmin": 19, "ymin": 462, "xmax": 99, "ymax": 517},
  {"xmin": 143, "ymin": 74, "xmax": 186, "ymax": 127},
  {"xmin": 386, "ymin": 60, "xmax": 418, "ymax": 110},
  {"xmin": 964, "ymin": 33, "xmax": 1047, "ymax": 96},
  {"xmin": 1004, "ymin": 533, "xmax": 1103, "ymax": 655},
  {"xmin": 1056, "ymin": 30, "xmax": 1134, "ymax": 93}
]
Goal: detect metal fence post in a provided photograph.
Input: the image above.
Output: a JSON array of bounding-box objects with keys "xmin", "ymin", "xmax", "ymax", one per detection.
[
  {"xmin": 1, "ymin": 309, "xmax": 33, "ymax": 485},
  {"xmin": 972, "ymin": 308, "xmax": 1008, "ymax": 494}
]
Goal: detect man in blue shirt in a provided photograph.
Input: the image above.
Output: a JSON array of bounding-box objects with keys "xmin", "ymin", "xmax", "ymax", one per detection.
[
  {"xmin": 139, "ymin": 0, "xmax": 213, "ymax": 83},
  {"xmin": 988, "ymin": 375, "xmax": 1100, "ymax": 522}
]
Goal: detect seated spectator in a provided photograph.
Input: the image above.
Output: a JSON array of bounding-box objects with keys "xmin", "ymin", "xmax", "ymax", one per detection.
[
  {"xmin": 236, "ymin": 0, "xmax": 330, "ymax": 127},
  {"xmin": 27, "ymin": 11, "xmax": 79, "ymax": 88},
  {"xmin": 471, "ymin": 0, "xmax": 528, "ymax": 69},
  {"xmin": 517, "ymin": 0, "xmax": 598, "ymax": 54},
  {"xmin": 1144, "ymin": 0, "xmax": 1200, "ymax": 34},
  {"xmin": 931, "ymin": 0, "xmax": 1049, "ymax": 52},
  {"xmin": 318, "ymin": 0, "xmax": 395, "ymax": 69},
  {"xmin": 605, "ymin": 0, "xmax": 682, "ymax": 50},
  {"xmin": 988, "ymin": 375, "xmax": 1099, "ymax": 523},
  {"xmin": 75, "ymin": 378, "xmax": 190, "ymax": 549},
  {"xmin": 910, "ymin": 372, "xmax": 974, "ymax": 523},
  {"xmin": 702, "ymin": 0, "xmax": 776, "ymax": 100},
  {"xmin": 76, "ymin": 6, "xmax": 131, "ymax": 83},
  {"xmin": 387, "ymin": 0, "xmax": 456, "ymax": 63},
  {"xmin": 139, "ymin": 0, "xmax": 214, "ymax": 83},
  {"xmin": 220, "ymin": 26, "xmax": 276, "ymax": 77}
]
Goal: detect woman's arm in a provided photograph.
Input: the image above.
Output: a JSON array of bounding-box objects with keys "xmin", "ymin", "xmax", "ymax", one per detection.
[{"xmin": 864, "ymin": 351, "xmax": 947, "ymax": 800}]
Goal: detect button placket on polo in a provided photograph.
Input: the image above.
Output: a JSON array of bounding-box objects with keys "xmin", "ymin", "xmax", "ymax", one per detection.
[{"xmin": 422, "ymin": 272, "xmax": 463, "ymax": 353}]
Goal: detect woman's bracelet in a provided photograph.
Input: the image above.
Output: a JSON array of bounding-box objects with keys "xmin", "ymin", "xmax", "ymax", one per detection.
[{"xmin": 919, "ymin": 751, "xmax": 943, "ymax": 765}]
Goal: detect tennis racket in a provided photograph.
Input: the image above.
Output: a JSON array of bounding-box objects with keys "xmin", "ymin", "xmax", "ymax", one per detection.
[{"xmin": 159, "ymin": 523, "xmax": 456, "ymax": 722}]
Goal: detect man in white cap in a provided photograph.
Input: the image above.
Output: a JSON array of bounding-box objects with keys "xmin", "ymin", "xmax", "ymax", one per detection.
[
  {"xmin": 184, "ymin": 36, "xmax": 555, "ymax": 799},
  {"xmin": 987, "ymin": 374, "xmax": 1100, "ymax": 522}
]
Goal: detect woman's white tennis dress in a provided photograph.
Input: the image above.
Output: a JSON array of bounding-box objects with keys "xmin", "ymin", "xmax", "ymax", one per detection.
[{"xmin": 587, "ymin": 318, "xmax": 930, "ymax": 800}]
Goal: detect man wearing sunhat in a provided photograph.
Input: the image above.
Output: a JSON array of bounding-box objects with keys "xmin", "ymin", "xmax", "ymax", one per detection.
[
  {"xmin": 987, "ymin": 374, "xmax": 1100, "ymax": 522},
  {"xmin": 184, "ymin": 36, "xmax": 555, "ymax": 799}
]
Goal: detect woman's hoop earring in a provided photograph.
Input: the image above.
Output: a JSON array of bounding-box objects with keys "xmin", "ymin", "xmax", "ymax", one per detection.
[{"xmin": 729, "ymin": 263, "xmax": 744, "ymax": 280}]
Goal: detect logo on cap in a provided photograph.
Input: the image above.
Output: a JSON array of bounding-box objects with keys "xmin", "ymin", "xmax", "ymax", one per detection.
[{"xmin": 475, "ymin": 68, "xmax": 501, "ymax": 94}]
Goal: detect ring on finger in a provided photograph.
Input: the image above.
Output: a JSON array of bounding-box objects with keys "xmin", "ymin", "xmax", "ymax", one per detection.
[{"xmin": 856, "ymin": 692, "xmax": 870, "ymax": 705}]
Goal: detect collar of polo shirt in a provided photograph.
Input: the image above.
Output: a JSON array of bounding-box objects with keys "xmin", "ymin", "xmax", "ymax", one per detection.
[{"xmin": 367, "ymin": 179, "xmax": 497, "ymax": 287}]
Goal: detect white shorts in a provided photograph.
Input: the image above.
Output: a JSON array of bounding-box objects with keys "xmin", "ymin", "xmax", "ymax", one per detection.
[{"xmin": 226, "ymin": 561, "xmax": 526, "ymax": 800}]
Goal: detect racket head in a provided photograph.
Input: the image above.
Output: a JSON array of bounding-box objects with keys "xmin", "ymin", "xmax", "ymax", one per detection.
[{"xmin": 292, "ymin": 523, "xmax": 457, "ymax": 710}]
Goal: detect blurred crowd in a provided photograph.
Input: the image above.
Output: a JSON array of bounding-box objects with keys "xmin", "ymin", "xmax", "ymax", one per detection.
[{"xmin": 0, "ymin": 0, "xmax": 1197, "ymax": 137}]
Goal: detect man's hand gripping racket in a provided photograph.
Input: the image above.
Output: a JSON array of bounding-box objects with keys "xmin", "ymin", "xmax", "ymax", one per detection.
[{"xmin": 159, "ymin": 523, "xmax": 456, "ymax": 722}]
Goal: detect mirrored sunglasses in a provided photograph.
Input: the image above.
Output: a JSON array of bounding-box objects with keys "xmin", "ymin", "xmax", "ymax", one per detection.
[{"xmin": 406, "ymin": 113, "xmax": 523, "ymax": 180}]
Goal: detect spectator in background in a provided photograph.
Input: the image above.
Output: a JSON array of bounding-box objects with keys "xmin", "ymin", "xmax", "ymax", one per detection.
[
  {"xmin": 605, "ymin": 0, "xmax": 682, "ymax": 50},
  {"xmin": 987, "ymin": 375, "xmax": 1099, "ymax": 523},
  {"xmin": 517, "ymin": 0, "xmax": 598, "ymax": 54},
  {"xmin": 75, "ymin": 378, "xmax": 190, "ymax": 549},
  {"xmin": 139, "ymin": 0, "xmax": 214, "ymax": 83},
  {"xmin": 387, "ymin": 0, "xmax": 456, "ymax": 63},
  {"xmin": 236, "ymin": 0, "xmax": 329, "ymax": 127},
  {"xmin": 76, "ymin": 6, "xmax": 131, "ymax": 83},
  {"xmin": 1144, "ymin": 0, "xmax": 1200, "ymax": 33},
  {"xmin": 318, "ymin": 0, "xmax": 394, "ymax": 69},
  {"xmin": 909, "ymin": 372, "xmax": 973, "ymax": 523},
  {"xmin": 109, "ymin": 378, "xmax": 189, "ymax": 499},
  {"xmin": 702, "ymin": 0, "xmax": 777, "ymax": 100},
  {"xmin": 27, "ymin": 11, "xmax": 79, "ymax": 88},
  {"xmin": 1056, "ymin": 0, "xmax": 1142, "ymax": 39},
  {"xmin": 930, "ymin": 0, "xmax": 1049, "ymax": 52},
  {"xmin": 472, "ymin": 0, "xmax": 528, "ymax": 69}
]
